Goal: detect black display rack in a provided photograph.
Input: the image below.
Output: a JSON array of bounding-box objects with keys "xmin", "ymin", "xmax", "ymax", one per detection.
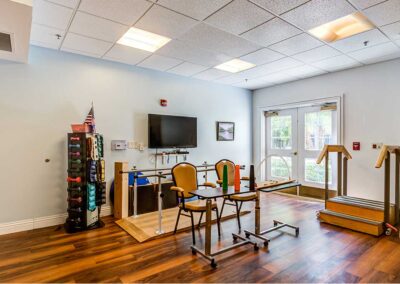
[{"xmin": 65, "ymin": 132, "xmax": 106, "ymax": 233}]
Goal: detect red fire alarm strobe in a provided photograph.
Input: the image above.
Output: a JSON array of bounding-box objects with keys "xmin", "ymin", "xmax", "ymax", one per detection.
[
  {"xmin": 353, "ymin": 142, "xmax": 361, "ymax": 151},
  {"xmin": 160, "ymin": 99, "xmax": 167, "ymax": 107}
]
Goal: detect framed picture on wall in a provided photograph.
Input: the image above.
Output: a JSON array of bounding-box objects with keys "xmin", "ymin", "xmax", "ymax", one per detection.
[{"xmin": 216, "ymin": 122, "xmax": 235, "ymax": 141}]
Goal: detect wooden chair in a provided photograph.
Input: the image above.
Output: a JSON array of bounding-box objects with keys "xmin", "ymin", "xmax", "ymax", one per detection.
[
  {"xmin": 171, "ymin": 162, "xmax": 221, "ymax": 245},
  {"xmin": 215, "ymin": 159, "xmax": 256, "ymax": 231}
]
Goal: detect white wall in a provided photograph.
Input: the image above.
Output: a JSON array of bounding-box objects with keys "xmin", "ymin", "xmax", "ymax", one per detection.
[
  {"xmin": 253, "ymin": 58, "xmax": 400, "ymax": 202},
  {"xmin": 0, "ymin": 46, "xmax": 252, "ymax": 223}
]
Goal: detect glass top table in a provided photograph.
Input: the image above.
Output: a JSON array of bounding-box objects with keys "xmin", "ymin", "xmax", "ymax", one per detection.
[{"xmin": 190, "ymin": 186, "xmax": 255, "ymax": 199}]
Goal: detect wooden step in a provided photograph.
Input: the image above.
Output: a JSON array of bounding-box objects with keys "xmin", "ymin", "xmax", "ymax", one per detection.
[
  {"xmin": 319, "ymin": 209, "xmax": 384, "ymax": 236},
  {"xmin": 326, "ymin": 196, "xmax": 395, "ymax": 223}
]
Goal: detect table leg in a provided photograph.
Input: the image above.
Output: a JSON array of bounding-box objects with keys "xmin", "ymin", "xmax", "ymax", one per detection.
[
  {"xmin": 205, "ymin": 198, "xmax": 212, "ymax": 255},
  {"xmin": 155, "ymin": 176, "xmax": 164, "ymax": 234},
  {"xmin": 133, "ymin": 175, "xmax": 138, "ymax": 218}
]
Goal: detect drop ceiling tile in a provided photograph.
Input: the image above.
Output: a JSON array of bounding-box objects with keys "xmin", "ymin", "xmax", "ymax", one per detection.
[
  {"xmin": 330, "ymin": 29, "xmax": 389, "ymax": 53},
  {"xmin": 46, "ymin": 0, "xmax": 79, "ymax": 8},
  {"xmin": 179, "ymin": 23, "xmax": 261, "ymax": 57},
  {"xmin": 262, "ymin": 71, "xmax": 300, "ymax": 84},
  {"xmin": 233, "ymin": 78, "xmax": 274, "ymax": 90},
  {"xmin": 156, "ymin": 40, "xmax": 232, "ymax": 67},
  {"xmin": 348, "ymin": 0, "xmax": 386, "ymax": 10},
  {"xmin": 312, "ymin": 55, "xmax": 362, "ymax": 72},
  {"xmin": 348, "ymin": 42, "xmax": 400, "ymax": 64},
  {"xmin": 69, "ymin": 11, "xmax": 128, "ymax": 42},
  {"xmin": 250, "ymin": 0, "xmax": 310, "ymax": 15},
  {"xmin": 61, "ymin": 33, "xmax": 114, "ymax": 56},
  {"xmin": 269, "ymin": 33, "xmax": 323, "ymax": 55},
  {"xmin": 205, "ymin": 0, "xmax": 274, "ymax": 35},
  {"xmin": 30, "ymin": 23, "xmax": 64, "ymax": 49},
  {"xmin": 363, "ymin": 0, "xmax": 400, "ymax": 26},
  {"xmin": 103, "ymin": 44, "xmax": 151, "ymax": 65},
  {"xmin": 137, "ymin": 54, "xmax": 183, "ymax": 71},
  {"xmin": 215, "ymin": 74, "xmax": 245, "ymax": 84},
  {"xmin": 79, "ymin": 0, "xmax": 152, "ymax": 26},
  {"xmin": 61, "ymin": 48, "xmax": 101, "ymax": 58},
  {"xmin": 32, "ymin": 0, "xmax": 74, "ymax": 30},
  {"xmin": 281, "ymin": 0, "xmax": 356, "ymax": 30},
  {"xmin": 135, "ymin": 5, "xmax": 198, "ymax": 39},
  {"xmin": 192, "ymin": 68, "xmax": 231, "ymax": 80},
  {"xmin": 167, "ymin": 62, "xmax": 209, "ymax": 76},
  {"xmin": 284, "ymin": 65, "xmax": 327, "ymax": 78},
  {"xmin": 240, "ymin": 48, "xmax": 284, "ymax": 65},
  {"xmin": 381, "ymin": 21, "xmax": 400, "ymax": 40},
  {"xmin": 292, "ymin": 45, "xmax": 341, "ymax": 63},
  {"xmin": 241, "ymin": 18, "xmax": 302, "ymax": 46},
  {"xmin": 239, "ymin": 57, "xmax": 303, "ymax": 79},
  {"xmin": 157, "ymin": 0, "xmax": 231, "ymax": 20},
  {"xmin": 45, "ymin": 0, "xmax": 79, "ymax": 8}
]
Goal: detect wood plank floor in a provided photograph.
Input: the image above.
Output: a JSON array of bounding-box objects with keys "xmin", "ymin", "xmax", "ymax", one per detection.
[{"xmin": 1, "ymin": 194, "xmax": 400, "ymax": 283}]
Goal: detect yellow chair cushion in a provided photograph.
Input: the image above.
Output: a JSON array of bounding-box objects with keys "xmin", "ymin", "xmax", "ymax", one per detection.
[
  {"xmin": 225, "ymin": 192, "xmax": 257, "ymax": 201},
  {"xmin": 180, "ymin": 200, "xmax": 218, "ymax": 212}
]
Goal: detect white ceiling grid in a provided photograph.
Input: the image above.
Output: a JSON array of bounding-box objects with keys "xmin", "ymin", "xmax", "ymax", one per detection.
[{"xmin": 30, "ymin": 0, "xmax": 400, "ymax": 90}]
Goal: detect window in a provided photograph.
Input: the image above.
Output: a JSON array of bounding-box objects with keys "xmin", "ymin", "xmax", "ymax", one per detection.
[
  {"xmin": 305, "ymin": 110, "xmax": 333, "ymax": 151},
  {"xmin": 271, "ymin": 115, "xmax": 292, "ymax": 150},
  {"xmin": 304, "ymin": 158, "xmax": 332, "ymax": 184},
  {"xmin": 271, "ymin": 156, "xmax": 292, "ymax": 178}
]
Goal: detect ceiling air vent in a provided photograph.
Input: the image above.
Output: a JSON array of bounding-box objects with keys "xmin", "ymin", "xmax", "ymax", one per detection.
[{"xmin": 0, "ymin": 32, "xmax": 12, "ymax": 52}]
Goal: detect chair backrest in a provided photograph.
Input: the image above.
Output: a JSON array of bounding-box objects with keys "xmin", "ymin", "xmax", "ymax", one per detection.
[
  {"xmin": 171, "ymin": 162, "xmax": 198, "ymax": 198},
  {"xmin": 215, "ymin": 159, "xmax": 235, "ymax": 186}
]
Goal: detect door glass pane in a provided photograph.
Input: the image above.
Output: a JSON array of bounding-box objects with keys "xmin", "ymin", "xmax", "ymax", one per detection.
[
  {"xmin": 271, "ymin": 115, "xmax": 292, "ymax": 150},
  {"xmin": 271, "ymin": 156, "xmax": 292, "ymax": 178},
  {"xmin": 305, "ymin": 110, "xmax": 333, "ymax": 151},
  {"xmin": 304, "ymin": 158, "xmax": 332, "ymax": 184}
]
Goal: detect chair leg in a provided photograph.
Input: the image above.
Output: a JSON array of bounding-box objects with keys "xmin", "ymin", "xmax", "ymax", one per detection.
[
  {"xmin": 234, "ymin": 201, "xmax": 242, "ymax": 231},
  {"xmin": 214, "ymin": 208, "xmax": 221, "ymax": 237},
  {"xmin": 219, "ymin": 199, "xmax": 226, "ymax": 221},
  {"xmin": 190, "ymin": 211, "xmax": 196, "ymax": 245},
  {"xmin": 198, "ymin": 211, "xmax": 204, "ymax": 229},
  {"xmin": 174, "ymin": 208, "xmax": 182, "ymax": 234}
]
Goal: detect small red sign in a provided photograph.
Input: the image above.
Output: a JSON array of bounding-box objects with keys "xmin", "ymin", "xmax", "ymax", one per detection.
[
  {"xmin": 353, "ymin": 142, "xmax": 360, "ymax": 151},
  {"xmin": 160, "ymin": 99, "xmax": 167, "ymax": 107}
]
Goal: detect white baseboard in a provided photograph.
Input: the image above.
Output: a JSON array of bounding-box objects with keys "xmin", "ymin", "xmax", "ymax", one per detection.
[{"xmin": 0, "ymin": 205, "xmax": 113, "ymax": 236}]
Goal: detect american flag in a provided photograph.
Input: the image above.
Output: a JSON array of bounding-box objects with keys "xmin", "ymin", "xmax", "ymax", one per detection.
[{"xmin": 84, "ymin": 106, "xmax": 96, "ymax": 133}]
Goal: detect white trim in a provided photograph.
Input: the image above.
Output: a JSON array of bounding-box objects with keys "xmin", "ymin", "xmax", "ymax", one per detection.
[{"xmin": 0, "ymin": 205, "xmax": 113, "ymax": 236}]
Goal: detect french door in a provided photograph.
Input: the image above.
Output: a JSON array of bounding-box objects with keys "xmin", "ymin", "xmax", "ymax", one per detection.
[{"xmin": 266, "ymin": 104, "xmax": 338, "ymax": 189}]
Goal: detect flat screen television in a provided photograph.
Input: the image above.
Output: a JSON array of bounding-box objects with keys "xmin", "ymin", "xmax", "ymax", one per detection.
[{"xmin": 148, "ymin": 114, "xmax": 197, "ymax": 148}]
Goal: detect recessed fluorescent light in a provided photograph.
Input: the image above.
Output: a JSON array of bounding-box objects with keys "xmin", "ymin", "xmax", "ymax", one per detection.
[
  {"xmin": 117, "ymin": 27, "xmax": 171, "ymax": 52},
  {"xmin": 309, "ymin": 12, "xmax": 375, "ymax": 43},
  {"xmin": 215, "ymin": 59, "xmax": 255, "ymax": 73}
]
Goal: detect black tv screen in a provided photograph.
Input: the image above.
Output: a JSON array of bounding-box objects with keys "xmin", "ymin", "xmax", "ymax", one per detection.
[{"xmin": 148, "ymin": 114, "xmax": 197, "ymax": 148}]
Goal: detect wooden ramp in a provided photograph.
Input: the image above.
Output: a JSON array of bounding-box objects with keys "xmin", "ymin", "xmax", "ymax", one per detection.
[{"xmin": 116, "ymin": 200, "xmax": 251, "ymax": 242}]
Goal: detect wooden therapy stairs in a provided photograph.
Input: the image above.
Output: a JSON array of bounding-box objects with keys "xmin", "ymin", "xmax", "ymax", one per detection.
[
  {"xmin": 319, "ymin": 196, "xmax": 395, "ymax": 236},
  {"xmin": 317, "ymin": 145, "xmax": 400, "ymax": 236}
]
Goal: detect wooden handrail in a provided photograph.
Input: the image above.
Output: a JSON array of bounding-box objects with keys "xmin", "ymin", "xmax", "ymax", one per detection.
[
  {"xmin": 316, "ymin": 145, "xmax": 352, "ymax": 164},
  {"xmin": 375, "ymin": 145, "xmax": 400, "ymax": 168}
]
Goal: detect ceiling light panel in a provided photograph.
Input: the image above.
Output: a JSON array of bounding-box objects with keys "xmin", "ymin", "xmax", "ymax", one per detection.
[
  {"xmin": 117, "ymin": 27, "xmax": 171, "ymax": 52},
  {"xmin": 309, "ymin": 12, "xmax": 375, "ymax": 43},
  {"xmin": 214, "ymin": 59, "xmax": 256, "ymax": 73}
]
